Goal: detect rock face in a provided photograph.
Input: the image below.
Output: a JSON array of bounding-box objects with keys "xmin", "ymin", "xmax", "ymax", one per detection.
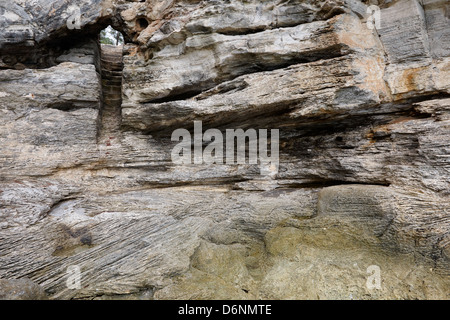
[
  {"xmin": 0, "ymin": 279, "xmax": 48, "ymax": 300},
  {"xmin": 0, "ymin": 0, "xmax": 449, "ymax": 300}
]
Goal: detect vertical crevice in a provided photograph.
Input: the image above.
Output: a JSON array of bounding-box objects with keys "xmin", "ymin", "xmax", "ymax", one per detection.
[{"xmin": 98, "ymin": 44, "xmax": 124, "ymax": 143}]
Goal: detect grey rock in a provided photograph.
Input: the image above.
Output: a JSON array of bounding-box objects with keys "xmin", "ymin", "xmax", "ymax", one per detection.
[
  {"xmin": 378, "ymin": 0, "xmax": 450, "ymax": 99},
  {"xmin": 0, "ymin": 0, "xmax": 108, "ymax": 50},
  {"xmin": 0, "ymin": 0, "xmax": 448, "ymax": 300},
  {"xmin": 0, "ymin": 279, "xmax": 48, "ymax": 300}
]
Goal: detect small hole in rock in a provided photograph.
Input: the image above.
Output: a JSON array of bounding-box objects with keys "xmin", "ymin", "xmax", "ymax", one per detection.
[{"xmin": 136, "ymin": 18, "xmax": 149, "ymax": 31}]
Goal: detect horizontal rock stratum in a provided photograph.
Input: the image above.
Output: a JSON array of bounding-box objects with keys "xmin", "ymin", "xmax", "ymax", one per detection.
[{"xmin": 0, "ymin": 0, "xmax": 449, "ymax": 300}]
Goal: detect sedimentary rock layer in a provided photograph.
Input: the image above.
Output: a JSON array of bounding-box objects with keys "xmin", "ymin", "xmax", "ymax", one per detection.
[{"xmin": 0, "ymin": 0, "xmax": 449, "ymax": 300}]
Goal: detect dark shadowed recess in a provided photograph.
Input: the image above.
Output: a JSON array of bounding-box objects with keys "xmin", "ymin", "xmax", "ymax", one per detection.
[{"xmin": 0, "ymin": 18, "xmax": 128, "ymax": 70}]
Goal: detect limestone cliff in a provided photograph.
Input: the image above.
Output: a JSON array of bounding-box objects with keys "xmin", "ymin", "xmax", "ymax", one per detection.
[{"xmin": 0, "ymin": 0, "xmax": 449, "ymax": 299}]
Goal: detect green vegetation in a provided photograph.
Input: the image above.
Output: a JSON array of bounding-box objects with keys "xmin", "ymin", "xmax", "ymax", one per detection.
[{"xmin": 100, "ymin": 26, "xmax": 124, "ymax": 45}]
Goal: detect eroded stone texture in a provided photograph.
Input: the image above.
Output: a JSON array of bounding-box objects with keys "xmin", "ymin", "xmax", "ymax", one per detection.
[
  {"xmin": 378, "ymin": 0, "xmax": 450, "ymax": 99},
  {"xmin": 0, "ymin": 0, "xmax": 449, "ymax": 300},
  {"xmin": 0, "ymin": 279, "xmax": 48, "ymax": 300},
  {"xmin": 0, "ymin": 62, "xmax": 101, "ymax": 179},
  {"xmin": 0, "ymin": 0, "xmax": 113, "ymax": 69}
]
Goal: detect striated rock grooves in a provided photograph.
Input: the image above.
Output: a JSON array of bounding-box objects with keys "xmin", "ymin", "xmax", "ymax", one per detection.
[{"xmin": 0, "ymin": 0, "xmax": 449, "ymax": 300}]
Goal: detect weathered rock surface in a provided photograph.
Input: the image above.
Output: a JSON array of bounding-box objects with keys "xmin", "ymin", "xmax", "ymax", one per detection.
[
  {"xmin": 0, "ymin": 0, "xmax": 449, "ymax": 300},
  {"xmin": 0, "ymin": 278, "xmax": 48, "ymax": 300}
]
